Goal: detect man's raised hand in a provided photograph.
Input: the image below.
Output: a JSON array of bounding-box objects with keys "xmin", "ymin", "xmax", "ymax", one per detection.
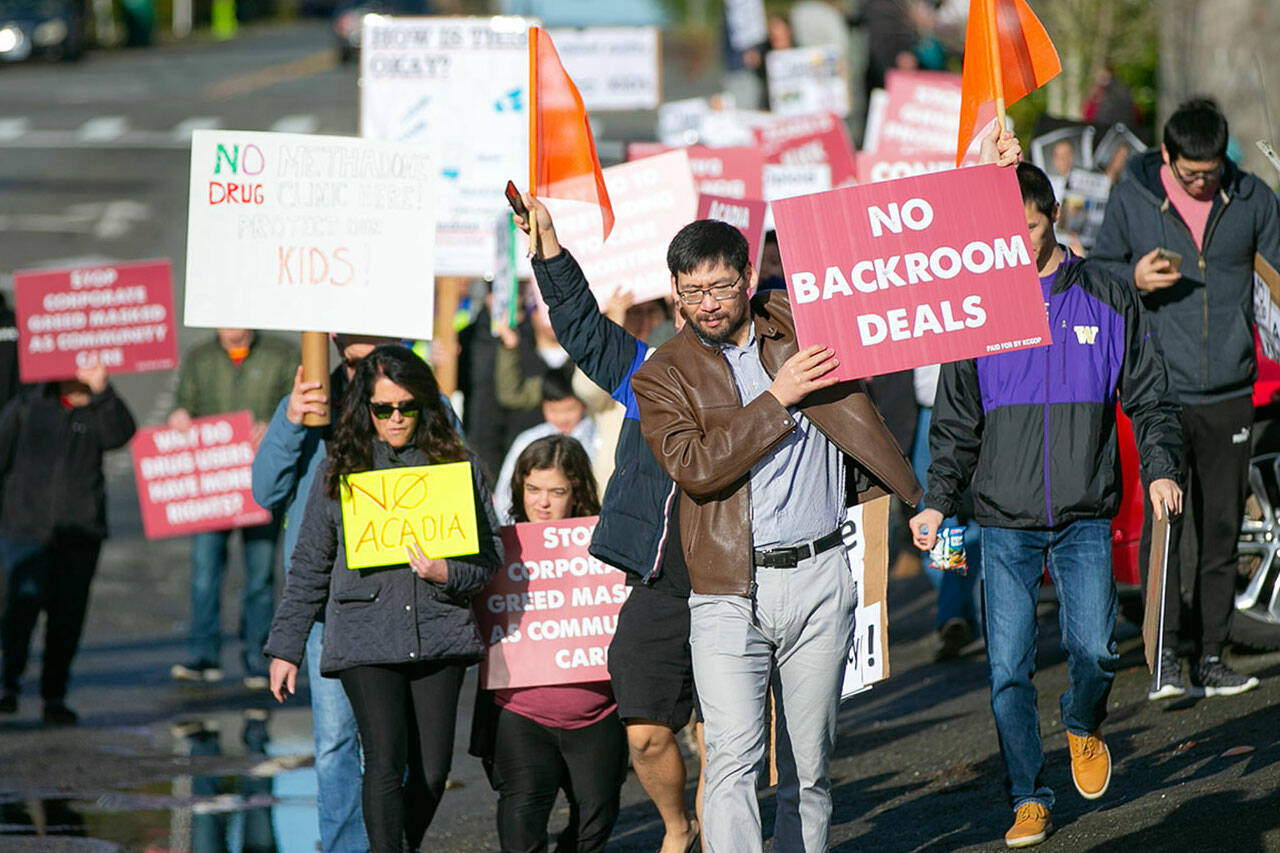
[
  {"xmin": 512, "ymin": 192, "xmax": 562, "ymax": 259},
  {"xmin": 768, "ymin": 345, "xmax": 841, "ymax": 408},
  {"xmin": 285, "ymin": 365, "xmax": 328, "ymax": 426}
]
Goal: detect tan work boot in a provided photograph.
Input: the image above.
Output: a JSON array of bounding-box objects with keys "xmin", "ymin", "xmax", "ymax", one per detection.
[
  {"xmin": 1005, "ymin": 802, "xmax": 1053, "ymax": 848},
  {"xmin": 1067, "ymin": 729, "xmax": 1112, "ymax": 800}
]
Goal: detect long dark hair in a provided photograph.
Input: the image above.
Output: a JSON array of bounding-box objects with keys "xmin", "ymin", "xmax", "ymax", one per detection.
[
  {"xmin": 509, "ymin": 434, "xmax": 600, "ymax": 523},
  {"xmin": 325, "ymin": 345, "xmax": 465, "ymax": 499}
]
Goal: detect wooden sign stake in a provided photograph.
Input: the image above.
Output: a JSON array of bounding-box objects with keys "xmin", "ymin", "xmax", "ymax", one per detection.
[{"xmin": 301, "ymin": 331, "xmax": 330, "ymax": 427}]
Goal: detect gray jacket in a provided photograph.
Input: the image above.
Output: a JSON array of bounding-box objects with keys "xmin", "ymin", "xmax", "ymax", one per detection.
[
  {"xmin": 1091, "ymin": 149, "xmax": 1280, "ymax": 404},
  {"xmin": 264, "ymin": 443, "xmax": 502, "ymax": 675}
]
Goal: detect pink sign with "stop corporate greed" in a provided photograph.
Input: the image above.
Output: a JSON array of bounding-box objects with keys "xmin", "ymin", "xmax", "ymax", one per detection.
[
  {"xmin": 476, "ymin": 517, "xmax": 630, "ymax": 690},
  {"xmin": 13, "ymin": 259, "xmax": 177, "ymax": 384},
  {"xmin": 771, "ymin": 164, "xmax": 1050, "ymax": 381}
]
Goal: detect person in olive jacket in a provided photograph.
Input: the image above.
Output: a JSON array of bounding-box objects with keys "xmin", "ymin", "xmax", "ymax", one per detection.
[
  {"xmin": 0, "ymin": 361, "xmax": 136, "ymax": 725},
  {"xmin": 264, "ymin": 345, "xmax": 502, "ymax": 853}
]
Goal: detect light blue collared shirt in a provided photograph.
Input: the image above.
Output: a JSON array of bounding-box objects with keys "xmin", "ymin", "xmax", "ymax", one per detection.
[{"xmin": 717, "ymin": 328, "xmax": 845, "ymax": 549}]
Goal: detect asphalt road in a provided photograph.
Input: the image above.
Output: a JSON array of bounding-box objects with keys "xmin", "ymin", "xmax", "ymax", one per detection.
[{"xmin": 0, "ymin": 21, "xmax": 1279, "ymax": 853}]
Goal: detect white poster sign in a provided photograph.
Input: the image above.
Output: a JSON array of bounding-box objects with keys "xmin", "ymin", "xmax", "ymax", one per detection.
[
  {"xmin": 762, "ymin": 161, "xmax": 831, "ymax": 231},
  {"xmin": 542, "ymin": 150, "xmax": 697, "ymax": 304},
  {"xmin": 724, "ymin": 0, "xmax": 767, "ymax": 52},
  {"xmin": 841, "ymin": 499, "xmax": 890, "ymax": 698},
  {"xmin": 184, "ymin": 130, "xmax": 435, "ymax": 340},
  {"xmin": 360, "ymin": 15, "xmax": 534, "ymax": 278},
  {"xmin": 765, "ymin": 45, "xmax": 851, "ymax": 118},
  {"xmin": 546, "ymin": 26, "xmax": 660, "ymax": 111}
]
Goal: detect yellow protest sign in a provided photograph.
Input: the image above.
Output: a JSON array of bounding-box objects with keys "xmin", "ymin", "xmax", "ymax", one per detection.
[{"xmin": 340, "ymin": 462, "xmax": 479, "ymax": 570}]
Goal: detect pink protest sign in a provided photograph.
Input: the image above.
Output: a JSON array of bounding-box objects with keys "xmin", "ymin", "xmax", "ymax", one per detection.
[
  {"xmin": 476, "ymin": 518, "xmax": 630, "ymax": 690},
  {"xmin": 772, "ymin": 164, "xmax": 1050, "ymax": 381},
  {"xmin": 131, "ymin": 411, "xmax": 271, "ymax": 540},
  {"xmin": 698, "ymin": 194, "xmax": 767, "ymax": 270},
  {"xmin": 627, "ymin": 142, "xmax": 765, "ymax": 199},
  {"xmin": 753, "ymin": 112, "xmax": 858, "ymax": 187},
  {"xmin": 860, "ymin": 70, "xmax": 983, "ymax": 183},
  {"xmin": 14, "ymin": 259, "xmax": 177, "ymax": 384}
]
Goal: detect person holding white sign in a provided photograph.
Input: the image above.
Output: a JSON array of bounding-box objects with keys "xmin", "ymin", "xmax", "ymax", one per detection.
[
  {"xmin": 911, "ymin": 164, "xmax": 1183, "ymax": 849},
  {"xmin": 264, "ymin": 345, "xmax": 502, "ymax": 853},
  {"xmin": 484, "ymin": 434, "xmax": 628, "ymax": 853}
]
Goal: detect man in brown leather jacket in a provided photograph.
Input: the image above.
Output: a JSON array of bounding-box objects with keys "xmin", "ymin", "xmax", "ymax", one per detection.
[{"xmin": 631, "ymin": 220, "xmax": 920, "ymax": 852}]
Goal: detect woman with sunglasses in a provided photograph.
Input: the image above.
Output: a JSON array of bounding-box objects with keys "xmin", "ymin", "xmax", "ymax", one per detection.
[
  {"xmin": 265, "ymin": 345, "xmax": 502, "ymax": 852},
  {"xmin": 485, "ymin": 434, "xmax": 628, "ymax": 853}
]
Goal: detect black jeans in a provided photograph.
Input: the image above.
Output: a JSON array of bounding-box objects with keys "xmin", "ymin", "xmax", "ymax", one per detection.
[
  {"xmin": 339, "ymin": 660, "xmax": 467, "ymax": 853},
  {"xmin": 1140, "ymin": 395, "xmax": 1252, "ymax": 657},
  {"xmin": 1, "ymin": 534, "xmax": 101, "ymax": 702},
  {"xmin": 492, "ymin": 707, "xmax": 628, "ymax": 853}
]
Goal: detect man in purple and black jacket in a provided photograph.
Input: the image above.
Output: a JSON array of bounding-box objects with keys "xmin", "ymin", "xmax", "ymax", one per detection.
[{"xmin": 911, "ymin": 163, "xmax": 1183, "ymax": 849}]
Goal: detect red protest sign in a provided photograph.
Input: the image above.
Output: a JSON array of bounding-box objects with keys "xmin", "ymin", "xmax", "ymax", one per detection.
[
  {"xmin": 627, "ymin": 142, "xmax": 765, "ymax": 199},
  {"xmin": 753, "ymin": 112, "xmax": 858, "ymax": 187},
  {"xmin": 698, "ymin": 194, "xmax": 767, "ymax": 270},
  {"xmin": 476, "ymin": 518, "xmax": 630, "ymax": 690},
  {"xmin": 861, "ymin": 70, "xmax": 983, "ymax": 183},
  {"xmin": 14, "ymin": 260, "xmax": 177, "ymax": 384},
  {"xmin": 772, "ymin": 164, "xmax": 1050, "ymax": 381},
  {"xmin": 131, "ymin": 411, "xmax": 271, "ymax": 540}
]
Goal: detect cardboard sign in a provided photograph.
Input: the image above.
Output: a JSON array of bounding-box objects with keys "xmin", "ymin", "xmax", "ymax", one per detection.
[
  {"xmin": 627, "ymin": 142, "xmax": 764, "ymax": 199},
  {"xmin": 724, "ymin": 0, "xmax": 766, "ymax": 51},
  {"xmin": 476, "ymin": 517, "xmax": 630, "ymax": 689},
  {"xmin": 184, "ymin": 130, "xmax": 435, "ymax": 340},
  {"xmin": 765, "ymin": 45, "xmax": 851, "ymax": 118},
  {"xmin": 131, "ymin": 411, "xmax": 271, "ymax": 540},
  {"xmin": 360, "ymin": 15, "xmax": 533, "ymax": 277},
  {"xmin": 340, "ymin": 462, "xmax": 479, "ymax": 569},
  {"xmin": 1254, "ymin": 254, "xmax": 1280, "ymax": 361},
  {"xmin": 772, "ymin": 164, "xmax": 1050, "ymax": 381},
  {"xmin": 543, "ymin": 149, "xmax": 698, "ymax": 303},
  {"xmin": 545, "ymin": 27, "xmax": 660, "ymax": 111},
  {"xmin": 754, "ymin": 112, "xmax": 858, "ymax": 187},
  {"xmin": 14, "ymin": 259, "xmax": 177, "ymax": 384},
  {"xmin": 698, "ymin": 194, "xmax": 767, "ymax": 270},
  {"xmin": 1143, "ymin": 515, "xmax": 1170, "ymax": 675},
  {"xmin": 842, "ymin": 496, "xmax": 891, "ymax": 697}
]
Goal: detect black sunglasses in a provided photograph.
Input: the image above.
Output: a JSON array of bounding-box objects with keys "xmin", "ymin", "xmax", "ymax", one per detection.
[{"xmin": 368, "ymin": 401, "xmax": 421, "ymax": 419}]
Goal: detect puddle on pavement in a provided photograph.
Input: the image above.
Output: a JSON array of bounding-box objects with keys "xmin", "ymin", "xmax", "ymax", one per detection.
[{"xmin": 0, "ymin": 710, "xmax": 322, "ymax": 851}]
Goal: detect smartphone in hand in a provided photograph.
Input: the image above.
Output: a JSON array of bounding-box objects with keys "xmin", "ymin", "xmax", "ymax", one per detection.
[
  {"xmin": 504, "ymin": 180, "xmax": 527, "ymax": 216},
  {"xmin": 1156, "ymin": 247, "xmax": 1183, "ymax": 273}
]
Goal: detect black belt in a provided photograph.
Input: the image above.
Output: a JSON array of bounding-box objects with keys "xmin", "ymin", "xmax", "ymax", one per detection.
[{"xmin": 753, "ymin": 528, "xmax": 846, "ymax": 569}]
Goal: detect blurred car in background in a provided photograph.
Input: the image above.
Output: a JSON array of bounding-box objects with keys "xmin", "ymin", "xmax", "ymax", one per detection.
[
  {"xmin": 0, "ymin": 0, "xmax": 85, "ymax": 62},
  {"xmin": 333, "ymin": 0, "xmax": 429, "ymax": 63}
]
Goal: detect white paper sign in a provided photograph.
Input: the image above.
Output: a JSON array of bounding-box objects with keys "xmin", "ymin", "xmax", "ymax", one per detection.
[
  {"xmin": 184, "ymin": 130, "xmax": 435, "ymax": 340},
  {"xmin": 841, "ymin": 502, "xmax": 888, "ymax": 697},
  {"xmin": 762, "ymin": 161, "xmax": 831, "ymax": 231},
  {"xmin": 360, "ymin": 15, "xmax": 534, "ymax": 278},
  {"xmin": 724, "ymin": 0, "xmax": 767, "ymax": 51},
  {"xmin": 546, "ymin": 26, "xmax": 660, "ymax": 111},
  {"xmin": 1255, "ymin": 259, "xmax": 1280, "ymax": 361},
  {"xmin": 766, "ymin": 45, "xmax": 851, "ymax": 118},
  {"xmin": 542, "ymin": 150, "xmax": 697, "ymax": 303}
]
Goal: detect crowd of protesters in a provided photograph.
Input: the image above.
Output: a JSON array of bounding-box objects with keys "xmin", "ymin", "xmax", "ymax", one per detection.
[{"xmin": 0, "ymin": 65, "xmax": 1277, "ymax": 853}]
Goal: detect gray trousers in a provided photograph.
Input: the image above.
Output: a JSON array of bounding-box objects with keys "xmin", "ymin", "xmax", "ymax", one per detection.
[{"xmin": 689, "ymin": 546, "xmax": 857, "ymax": 853}]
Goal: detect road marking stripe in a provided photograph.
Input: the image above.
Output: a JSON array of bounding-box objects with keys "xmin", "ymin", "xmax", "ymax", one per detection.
[
  {"xmin": 172, "ymin": 116, "xmax": 223, "ymax": 139},
  {"xmin": 0, "ymin": 117, "xmax": 29, "ymax": 141},
  {"xmin": 77, "ymin": 116, "xmax": 129, "ymax": 141},
  {"xmin": 207, "ymin": 49, "xmax": 338, "ymax": 100},
  {"xmin": 269, "ymin": 114, "xmax": 320, "ymax": 134}
]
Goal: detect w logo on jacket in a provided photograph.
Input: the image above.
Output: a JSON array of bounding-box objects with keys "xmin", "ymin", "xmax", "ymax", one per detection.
[{"xmin": 1074, "ymin": 325, "xmax": 1099, "ymax": 345}]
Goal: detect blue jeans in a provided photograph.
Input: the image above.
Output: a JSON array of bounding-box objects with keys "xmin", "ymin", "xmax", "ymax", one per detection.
[
  {"xmin": 912, "ymin": 406, "xmax": 981, "ymax": 633},
  {"xmin": 188, "ymin": 518, "xmax": 281, "ymax": 673},
  {"xmin": 307, "ymin": 621, "xmax": 368, "ymax": 852},
  {"xmin": 982, "ymin": 520, "xmax": 1118, "ymax": 809}
]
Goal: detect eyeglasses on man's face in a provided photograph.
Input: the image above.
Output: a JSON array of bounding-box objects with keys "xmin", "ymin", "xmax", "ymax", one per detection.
[
  {"xmin": 1172, "ymin": 158, "xmax": 1224, "ymax": 185},
  {"xmin": 676, "ymin": 274, "xmax": 745, "ymax": 305},
  {"xmin": 368, "ymin": 401, "xmax": 421, "ymax": 419}
]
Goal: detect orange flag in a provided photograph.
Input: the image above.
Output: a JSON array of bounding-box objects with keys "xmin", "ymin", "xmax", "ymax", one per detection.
[
  {"xmin": 956, "ymin": 0, "xmax": 1060, "ymax": 165},
  {"xmin": 529, "ymin": 26, "xmax": 615, "ymax": 242}
]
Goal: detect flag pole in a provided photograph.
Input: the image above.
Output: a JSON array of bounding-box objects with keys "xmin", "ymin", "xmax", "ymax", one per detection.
[
  {"xmin": 527, "ymin": 27, "xmax": 541, "ymax": 258},
  {"xmin": 983, "ymin": 0, "xmax": 1007, "ymax": 132}
]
